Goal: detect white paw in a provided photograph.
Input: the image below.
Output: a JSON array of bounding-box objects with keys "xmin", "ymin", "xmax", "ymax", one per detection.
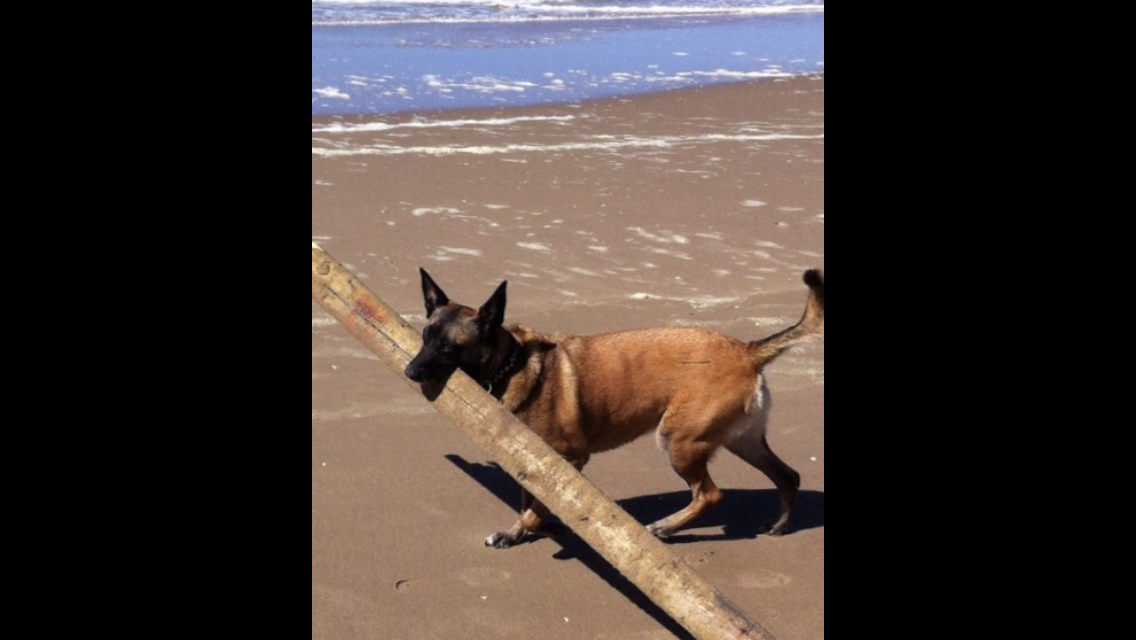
[{"xmin": 485, "ymin": 532, "xmax": 515, "ymax": 549}]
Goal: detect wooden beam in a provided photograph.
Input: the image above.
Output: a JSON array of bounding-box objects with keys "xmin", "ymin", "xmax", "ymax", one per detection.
[{"xmin": 312, "ymin": 244, "xmax": 776, "ymax": 640}]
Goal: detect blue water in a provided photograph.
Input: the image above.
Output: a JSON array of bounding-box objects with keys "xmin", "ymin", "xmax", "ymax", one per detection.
[{"xmin": 312, "ymin": 1, "xmax": 824, "ymax": 115}]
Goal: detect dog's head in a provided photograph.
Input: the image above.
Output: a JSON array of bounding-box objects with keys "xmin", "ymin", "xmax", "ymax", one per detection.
[{"xmin": 404, "ymin": 268, "xmax": 508, "ymax": 385}]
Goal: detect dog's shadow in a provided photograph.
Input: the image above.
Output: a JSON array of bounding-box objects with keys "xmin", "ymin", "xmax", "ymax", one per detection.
[
  {"xmin": 445, "ymin": 454, "xmax": 825, "ymax": 541},
  {"xmin": 445, "ymin": 454, "xmax": 825, "ymax": 640}
]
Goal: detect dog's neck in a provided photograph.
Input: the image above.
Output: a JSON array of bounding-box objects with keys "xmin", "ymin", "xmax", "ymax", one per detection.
[{"xmin": 480, "ymin": 330, "xmax": 522, "ymax": 395}]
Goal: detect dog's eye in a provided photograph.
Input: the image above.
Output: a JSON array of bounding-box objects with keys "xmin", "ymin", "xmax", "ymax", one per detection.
[{"xmin": 438, "ymin": 339, "xmax": 454, "ymax": 354}]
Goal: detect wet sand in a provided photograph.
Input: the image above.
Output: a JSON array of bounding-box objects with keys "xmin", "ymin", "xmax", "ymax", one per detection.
[{"xmin": 313, "ymin": 75, "xmax": 824, "ymax": 640}]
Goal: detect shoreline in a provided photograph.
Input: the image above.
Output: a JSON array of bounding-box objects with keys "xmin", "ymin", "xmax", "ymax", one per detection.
[
  {"xmin": 312, "ymin": 73, "xmax": 824, "ymax": 125},
  {"xmin": 313, "ymin": 9, "xmax": 824, "ymax": 115}
]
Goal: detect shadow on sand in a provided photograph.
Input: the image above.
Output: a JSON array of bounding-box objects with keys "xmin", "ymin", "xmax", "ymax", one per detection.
[{"xmin": 445, "ymin": 454, "xmax": 825, "ymax": 640}]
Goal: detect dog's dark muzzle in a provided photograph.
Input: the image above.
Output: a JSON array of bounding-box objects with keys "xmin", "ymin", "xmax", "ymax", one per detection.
[{"xmin": 404, "ymin": 345, "xmax": 453, "ymax": 383}]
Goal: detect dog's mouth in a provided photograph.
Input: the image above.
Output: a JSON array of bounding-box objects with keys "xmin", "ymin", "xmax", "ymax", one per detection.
[
  {"xmin": 404, "ymin": 362, "xmax": 425, "ymax": 382},
  {"xmin": 404, "ymin": 363, "xmax": 453, "ymax": 384},
  {"xmin": 404, "ymin": 349, "xmax": 457, "ymax": 384},
  {"xmin": 404, "ymin": 356, "xmax": 456, "ymax": 402}
]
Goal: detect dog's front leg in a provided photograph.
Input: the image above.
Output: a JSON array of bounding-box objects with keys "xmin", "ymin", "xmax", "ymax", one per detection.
[
  {"xmin": 484, "ymin": 488, "xmax": 534, "ymax": 548},
  {"xmin": 485, "ymin": 490, "xmax": 561, "ymax": 549},
  {"xmin": 486, "ymin": 454, "xmax": 586, "ymax": 548},
  {"xmin": 484, "ymin": 519, "xmax": 528, "ymax": 549}
]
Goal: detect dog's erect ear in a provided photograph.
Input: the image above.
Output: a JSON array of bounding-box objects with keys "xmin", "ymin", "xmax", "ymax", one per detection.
[
  {"xmin": 478, "ymin": 280, "xmax": 508, "ymax": 333},
  {"xmin": 420, "ymin": 268, "xmax": 450, "ymax": 318}
]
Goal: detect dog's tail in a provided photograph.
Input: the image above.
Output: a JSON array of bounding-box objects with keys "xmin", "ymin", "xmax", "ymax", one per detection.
[{"xmin": 747, "ymin": 269, "xmax": 825, "ymax": 369}]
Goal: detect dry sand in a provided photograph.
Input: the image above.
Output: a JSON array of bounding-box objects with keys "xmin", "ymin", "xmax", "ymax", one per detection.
[{"xmin": 313, "ymin": 75, "xmax": 824, "ymax": 640}]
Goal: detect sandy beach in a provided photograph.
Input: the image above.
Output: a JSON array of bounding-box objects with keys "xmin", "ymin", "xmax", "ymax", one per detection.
[{"xmin": 312, "ymin": 75, "xmax": 824, "ymax": 640}]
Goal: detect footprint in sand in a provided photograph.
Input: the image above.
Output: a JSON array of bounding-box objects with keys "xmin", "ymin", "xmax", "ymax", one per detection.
[
  {"xmin": 395, "ymin": 567, "xmax": 511, "ymax": 592},
  {"xmin": 734, "ymin": 570, "xmax": 792, "ymax": 590}
]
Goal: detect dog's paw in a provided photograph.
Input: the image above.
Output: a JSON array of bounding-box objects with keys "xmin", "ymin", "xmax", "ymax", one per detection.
[
  {"xmin": 484, "ymin": 532, "xmax": 520, "ymax": 549},
  {"xmin": 764, "ymin": 523, "xmax": 791, "ymax": 537},
  {"xmin": 646, "ymin": 522, "xmax": 673, "ymax": 539}
]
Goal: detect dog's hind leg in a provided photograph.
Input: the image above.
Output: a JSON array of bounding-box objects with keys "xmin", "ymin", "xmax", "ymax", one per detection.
[
  {"xmin": 646, "ymin": 434, "xmax": 723, "ymax": 538},
  {"xmin": 725, "ymin": 406, "xmax": 801, "ymax": 536}
]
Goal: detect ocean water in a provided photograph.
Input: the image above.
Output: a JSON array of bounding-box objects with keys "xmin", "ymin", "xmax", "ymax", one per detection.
[{"xmin": 312, "ymin": 1, "xmax": 824, "ymax": 115}]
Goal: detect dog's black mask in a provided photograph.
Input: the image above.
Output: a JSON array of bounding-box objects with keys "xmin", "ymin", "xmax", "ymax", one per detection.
[
  {"xmin": 404, "ymin": 324, "xmax": 460, "ymax": 383},
  {"xmin": 403, "ymin": 268, "xmax": 508, "ymax": 387}
]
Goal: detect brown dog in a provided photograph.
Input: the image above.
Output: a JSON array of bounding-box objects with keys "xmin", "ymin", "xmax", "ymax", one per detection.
[{"xmin": 405, "ymin": 268, "xmax": 824, "ymax": 548}]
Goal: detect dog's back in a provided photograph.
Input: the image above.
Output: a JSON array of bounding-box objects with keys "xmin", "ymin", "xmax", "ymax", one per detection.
[
  {"xmin": 517, "ymin": 270, "xmax": 823, "ymax": 457},
  {"xmin": 537, "ymin": 327, "xmax": 762, "ymax": 454}
]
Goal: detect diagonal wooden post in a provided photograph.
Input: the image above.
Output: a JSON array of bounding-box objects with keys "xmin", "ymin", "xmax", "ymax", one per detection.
[{"xmin": 312, "ymin": 243, "xmax": 776, "ymax": 640}]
